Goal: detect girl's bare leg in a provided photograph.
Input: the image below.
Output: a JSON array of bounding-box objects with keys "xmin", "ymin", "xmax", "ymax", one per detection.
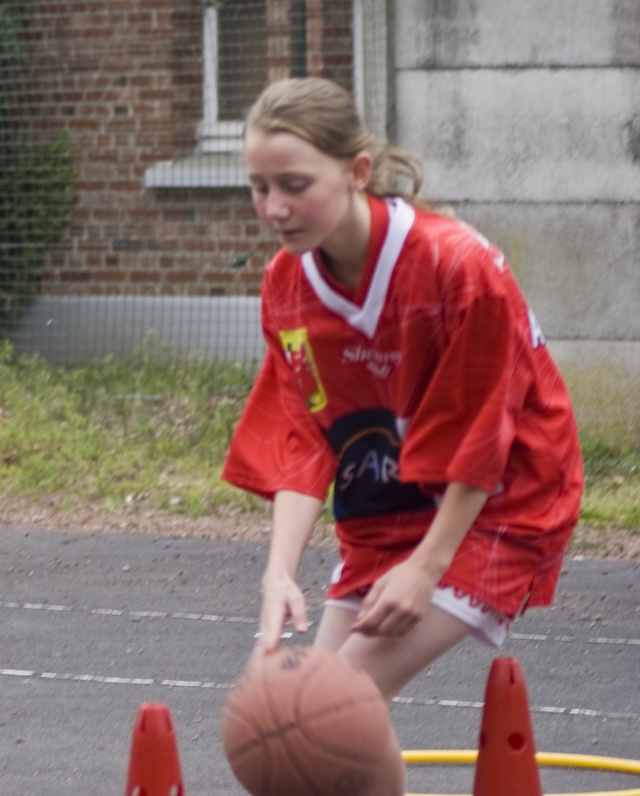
[
  {"xmin": 313, "ymin": 604, "xmax": 472, "ymax": 796},
  {"xmin": 313, "ymin": 604, "xmax": 358, "ymax": 652},
  {"xmin": 339, "ymin": 604, "xmax": 472, "ymax": 702},
  {"xmin": 315, "ymin": 603, "xmax": 471, "ymax": 701}
]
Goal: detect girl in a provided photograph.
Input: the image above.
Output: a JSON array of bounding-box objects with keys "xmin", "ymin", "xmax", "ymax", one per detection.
[{"xmin": 222, "ymin": 77, "xmax": 583, "ymax": 793}]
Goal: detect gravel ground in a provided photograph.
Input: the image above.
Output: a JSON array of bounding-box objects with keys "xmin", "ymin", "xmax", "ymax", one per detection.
[{"xmin": 0, "ymin": 495, "xmax": 638, "ymax": 562}]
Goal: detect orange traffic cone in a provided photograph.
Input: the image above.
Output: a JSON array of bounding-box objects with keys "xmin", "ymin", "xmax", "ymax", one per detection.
[
  {"xmin": 124, "ymin": 703, "xmax": 185, "ymax": 796},
  {"xmin": 473, "ymin": 657, "xmax": 542, "ymax": 796}
]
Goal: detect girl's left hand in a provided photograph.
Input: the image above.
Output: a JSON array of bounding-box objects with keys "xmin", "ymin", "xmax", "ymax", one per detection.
[
  {"xmin": 350, "ymin": 556, "xmax": 439, "ymax": 637},
  {"xmin": 350, "ymin": 483, "xmax": 488, "ymax": 637}
]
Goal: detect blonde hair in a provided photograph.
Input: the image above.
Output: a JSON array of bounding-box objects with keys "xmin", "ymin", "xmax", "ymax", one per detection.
[{"xmin": 245, "ymin": 77, "xmax": 426, "ymax": 203}]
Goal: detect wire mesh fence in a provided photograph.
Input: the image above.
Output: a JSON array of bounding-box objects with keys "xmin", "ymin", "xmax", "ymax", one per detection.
[{"xmin": 0, "ymin": 0, "xmax": 390, "ymax": 365}]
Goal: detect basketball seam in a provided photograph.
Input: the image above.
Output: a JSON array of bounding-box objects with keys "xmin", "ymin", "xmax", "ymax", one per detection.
[
  {"xmin": 263, "ymin": 652, "xmax": 328, "ymax": 796},
  {"xmin": 295, "ymin": 693, "xmax": 390, "ymax": 763},
  {"xmin": 225, "ymin": 694, "xmax": 385, "ymax": 756}
]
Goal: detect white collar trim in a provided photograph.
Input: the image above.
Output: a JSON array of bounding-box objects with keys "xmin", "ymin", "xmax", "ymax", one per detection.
[{"xmin": 301, "ymin": 198, "xmax": 415, "ymax": 339}]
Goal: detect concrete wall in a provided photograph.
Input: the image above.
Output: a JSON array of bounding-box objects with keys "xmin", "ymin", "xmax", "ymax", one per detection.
[{"xmin": 393, "ymin": 0, "xmax": 640, "ymax": 445}]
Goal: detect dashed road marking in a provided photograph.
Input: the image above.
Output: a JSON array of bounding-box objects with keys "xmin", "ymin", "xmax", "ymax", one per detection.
[
  {"xmin": 1, "ymin": 602, "xmax": 639, "ymax": 647},
  {"xmin": 510, "ymin": 631, "xmax": 640, "ymax": 647},
  {"xmin": 0, "ymin": 666, "xmax": 637, "ymax": 721},
  {"xmin": 1, "ymin": 600, "xmax": 638, "ymax": 723},
  {"xmin": 392, "ymin": 694, "xmax": 638, "ymax": 721},
  {"xmin": 0, "ymin": 600, "xmax": 255, "ymax": 626},
  {"xmin": 0, "ymin": 667, "xmax": 231, "ymax": 690}
]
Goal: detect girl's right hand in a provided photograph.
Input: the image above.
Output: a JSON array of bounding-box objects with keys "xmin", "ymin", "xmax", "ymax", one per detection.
[
  {"xmin": 256, "ymin": 490, "xmax": 323, "ymax": 653},
  {"xmin": 258, "ymin": 571, "xmax": 309, "ymax": 653}
]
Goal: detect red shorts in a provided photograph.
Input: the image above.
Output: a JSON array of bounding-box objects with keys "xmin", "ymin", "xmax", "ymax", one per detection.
[{"xmin": 328, "ymin": 510, "xmax": 574, "ymax": 618}]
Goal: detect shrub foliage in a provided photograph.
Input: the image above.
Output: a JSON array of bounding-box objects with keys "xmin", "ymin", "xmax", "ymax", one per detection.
[{"xmin": 0, "ymin": 2, "xmax": 76, "ymax": 325}]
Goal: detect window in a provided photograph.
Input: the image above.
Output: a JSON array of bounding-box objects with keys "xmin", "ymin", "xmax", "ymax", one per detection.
[
  {"xmin": 146, "ymin": 0, "xmax": 379, "ymax": 189},
  {"xmin": 198, "ymin": 1, "xmax": 267, "ymax": 153}
]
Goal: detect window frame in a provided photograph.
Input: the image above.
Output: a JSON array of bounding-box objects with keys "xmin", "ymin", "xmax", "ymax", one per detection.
[
  {"xmin": 197, "ymin": 4, "xmax": 245, "ymax": 154},
  {"xmin": 198, "ymin": 0, "xmax": 370, "ymax": 153}
]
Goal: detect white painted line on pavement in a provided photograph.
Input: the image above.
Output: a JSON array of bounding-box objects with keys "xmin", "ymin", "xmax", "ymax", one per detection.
[
  {"xmin": 0, "ymin": 667, "xmax": 637, "ymax": 722},
  {"xmin": 0, "ymin": 600, "xmax": 257, "ymax": 627},
  {"xmin": 1, "ymin": 601, "xmax": 638, "ymax": 648},
  {"xmin": 0, "ymin": 668, "xmax": 36, "ymax": 678},
  {"xmin": 393, "ymin": 692, "xmax": 638, "ymax": 721}
]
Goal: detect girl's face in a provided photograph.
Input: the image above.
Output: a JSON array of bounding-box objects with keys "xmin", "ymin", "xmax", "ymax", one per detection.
[{"xmin": 244, "ymin": 126, "xmax": 369, "ymax": 258}]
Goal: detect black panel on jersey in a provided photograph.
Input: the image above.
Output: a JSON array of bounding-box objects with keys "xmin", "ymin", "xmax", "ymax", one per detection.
[{"xmin": 325, "ymin": 408, "xmax": 436, "ymax": 520}]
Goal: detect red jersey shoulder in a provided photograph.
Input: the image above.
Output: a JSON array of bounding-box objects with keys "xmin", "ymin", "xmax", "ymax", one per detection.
[
  {"xmin": 410, "ymin": 210, "xmax": 508, "ymax": 288},
  {"xmin": 400, "ymin": 209, "xmax": 549, "ymax": 358},
  {"xmin": 389, "ymin": 209, "xmax": 508, "ymax": 320}
]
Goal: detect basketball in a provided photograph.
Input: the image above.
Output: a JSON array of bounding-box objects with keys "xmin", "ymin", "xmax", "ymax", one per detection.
[{"xmin": 221, "ymin": 645, "xmax": 398, "ymax": 796}]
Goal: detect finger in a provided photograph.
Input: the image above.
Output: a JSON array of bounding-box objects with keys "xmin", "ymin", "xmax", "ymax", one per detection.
[
  {"xmin": 354, "ymin": 602, "xmax": 422, "ymax": 636},
  {"xmin": 381, "ymin": 603, "xmax": 424, "ymax": 635},
  {"xmin": 353, "ymin": 583, "xmax": 383, "ymax": 623},
  {"xmin": 254, "ymin": 631, "xmax": 300, "ymax": 661},
  {"xmin": 261, "ymin": 631, "xmax": 281, "ymax": 653},
  {"xmin": 351, "ymin": 582, "xmax": 394, "ymax": 633},
  {"xmin": 351, "ymin": 602, "xmax": 392, "ymax": 635},
  {"xmin": 287, "ymin": 592, "xmax": 310, "ymax": 635},
  {"xmin": 260, "ymin": 607, "xmax": 286, "ymax": 652},
  {"xmin": 388, "ymin": 615, "xmax": 420, "ymax": 637}
]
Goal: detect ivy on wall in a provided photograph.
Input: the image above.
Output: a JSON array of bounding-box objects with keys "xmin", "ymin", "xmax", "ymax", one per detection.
[{"xmin": 0, "ymin": 1, "xmax": 76, "ymax": 326}]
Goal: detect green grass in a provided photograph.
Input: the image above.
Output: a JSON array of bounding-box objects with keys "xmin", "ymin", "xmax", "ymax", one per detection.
[
  {"xmin": 0, "ymin": 340, "xmax": 260, "ymax": 517},
  {"xmin": 580, "ymin": 437, "xmax": 640, "ymax": 532},
  {"xmin": 1, "ymin": 340, "xmax": 639, "ymax": 532}
]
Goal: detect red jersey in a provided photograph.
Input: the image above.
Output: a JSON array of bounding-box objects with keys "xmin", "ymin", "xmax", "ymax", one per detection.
[{"xmin": 223, "ymin": 197, "xmax": 584, "ymax": 617}]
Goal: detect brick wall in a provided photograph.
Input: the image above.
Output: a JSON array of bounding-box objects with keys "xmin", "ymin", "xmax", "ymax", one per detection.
[{"xmin": 15, "ymin": 0, "xmax": 355, "ymax": 298}]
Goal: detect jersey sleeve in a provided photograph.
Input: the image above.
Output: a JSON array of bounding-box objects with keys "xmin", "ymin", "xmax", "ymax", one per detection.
[
  {"xmin": 399, "ymin": 249, "xmax": 526, "ymax": 494},
  {"xmin": 221, "ymin": 340, "xmax": 337, "ymax": 502}
]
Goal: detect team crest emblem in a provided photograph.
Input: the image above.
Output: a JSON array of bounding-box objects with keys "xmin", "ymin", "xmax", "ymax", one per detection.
[{"xmin": 279, "ymin": 329, "xmax": 328, "ymax": 413}]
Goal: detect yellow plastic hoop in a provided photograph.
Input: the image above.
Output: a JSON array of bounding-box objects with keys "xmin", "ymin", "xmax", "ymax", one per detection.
[{"xmin": 401, "ymin": 749, "xmax": 640, "ymax": 796}]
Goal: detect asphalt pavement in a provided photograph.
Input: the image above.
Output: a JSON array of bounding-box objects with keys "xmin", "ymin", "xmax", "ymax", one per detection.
[{"xmin": 0, "ymin": 525, "xmax": 638, "ymax": 795}]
